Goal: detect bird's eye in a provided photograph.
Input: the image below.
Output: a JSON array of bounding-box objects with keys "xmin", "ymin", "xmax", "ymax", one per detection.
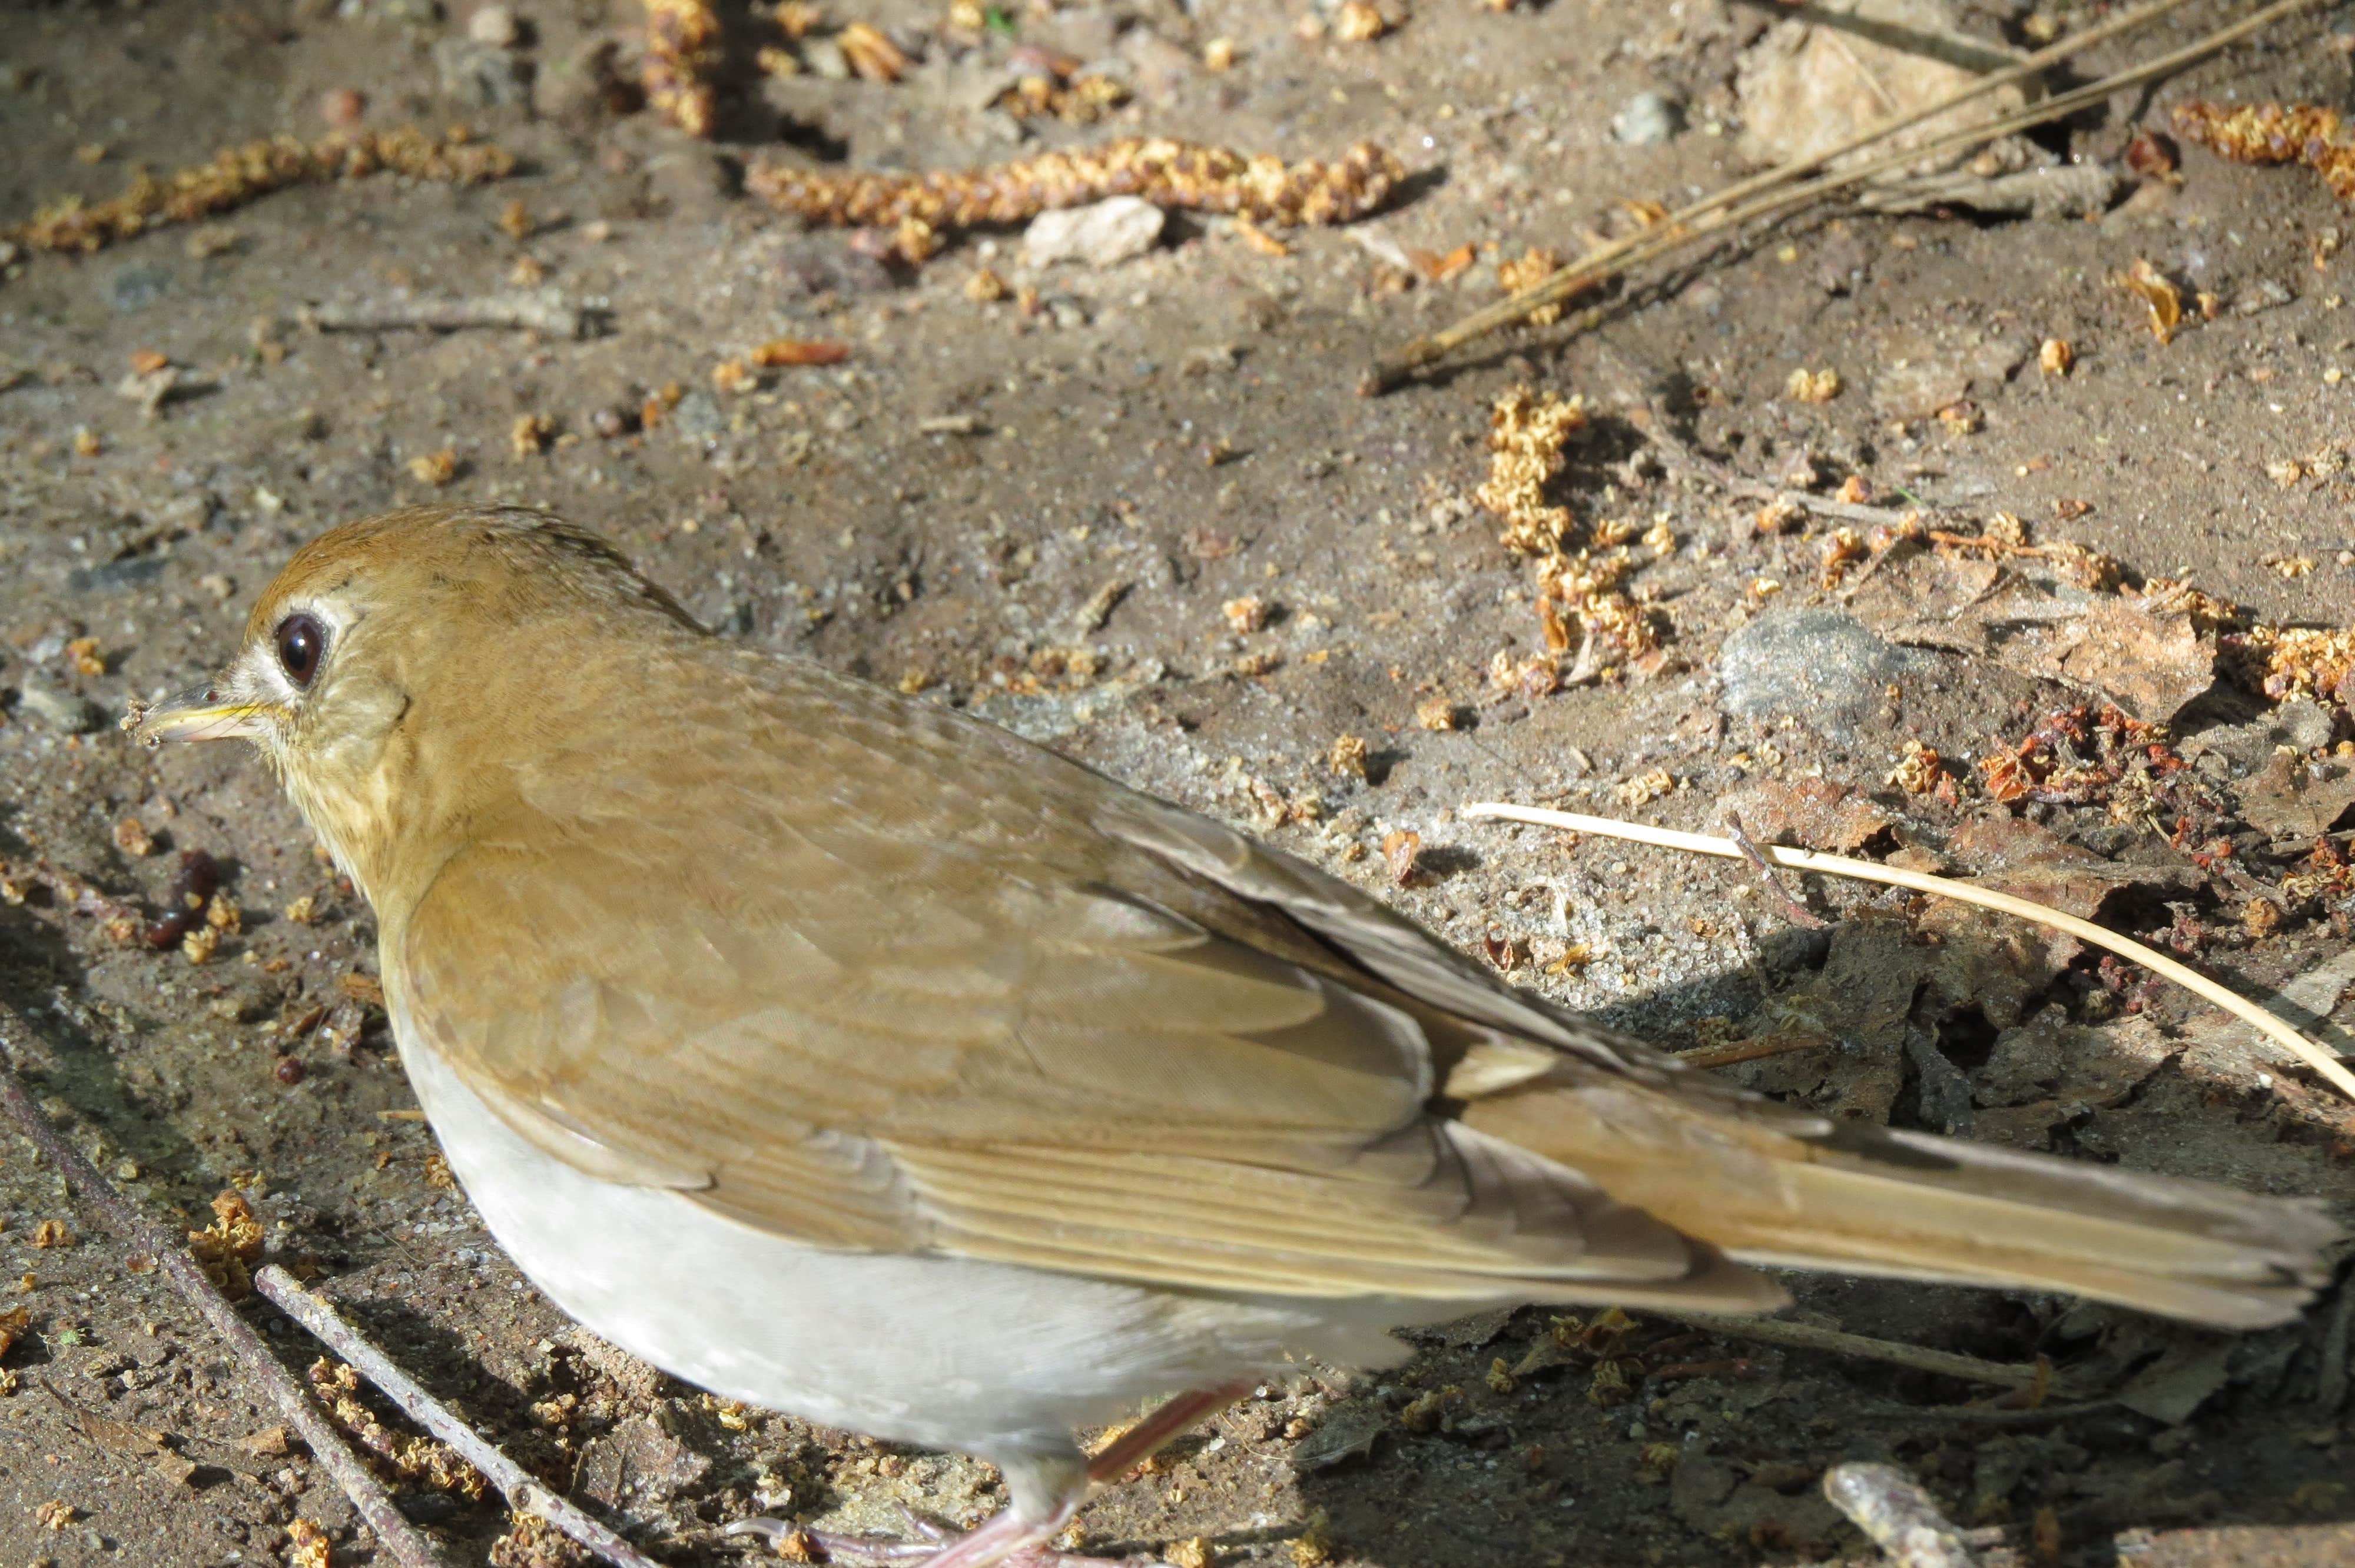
[{"xmin": 274, "ymin": 613, "xmax": 327, "ymax": 688}]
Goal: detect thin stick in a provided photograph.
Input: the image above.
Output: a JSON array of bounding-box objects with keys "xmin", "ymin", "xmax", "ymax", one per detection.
[
  {"xmin": 0, "ymin": 1006, "xmax": 452, "ymax": 1568},
  {"xmin": 1683, "ymin": 1313, "xmax": 2049, "ymax": 1390},
  {"xmin": 1676, "ymin": 1029, "xmax": 1836, "ymax": 1071},
  {"xmin": 1462, "ymin": 803, "xmax": 2355, "ymax": 1102},
  {"xmin": 1415, "ymin": 0, "xmax": 2194, "ymax": 374},
  {"xmin": 253, "ymin": 1265, "xmax": 665, "ymax": 1568},
  {"xmin": 1365, "ymin": 0, "xmax": 2323, "ymax": 391},
  {"xmin": 1724, "ymin": 811, "xmax": 1829, "ymax": 928},
  {"xmin": 300, "ymin": 292, "xmax": 593, "ymax": 338}
]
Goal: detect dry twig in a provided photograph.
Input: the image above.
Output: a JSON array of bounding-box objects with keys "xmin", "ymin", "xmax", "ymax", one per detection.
[
  {"xmin": 0, "ymin": 1003, "xmax": 452, "ymax": 1568},
  {"xmin": 1463, "ymin": 803, "xmax": 2355, "ymax": 1101},
  {"xmin": 1674, "ymin": 1029, "xmax": 1838, "ymax": 1071},
  {"xmin": 301, "ymin": 291, "xmax": 598, "ymax": 338},
  {"xmin": 1365, "ymin": 0, "xmax": 2323, "ymax": 391},
  {"xmin": 1723, "ymin": 811, "xmax": 1828, "ymax": 929},
  {"xmin": 255, "ymin": 1265, "xmax": 664, "ymax": 1568},
  {"xmin": 1683, "ymin": 1314, "xmax": 2052, "ymax": 1391}
]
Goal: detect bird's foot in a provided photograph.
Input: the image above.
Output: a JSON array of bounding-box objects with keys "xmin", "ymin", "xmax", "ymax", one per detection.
[{"xmin": 725, "ymin": 1506, "xmax": 1139, "ymax": 1567}]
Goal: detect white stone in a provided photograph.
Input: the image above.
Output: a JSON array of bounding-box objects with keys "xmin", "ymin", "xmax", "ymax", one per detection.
[
  {"xmin": 469, "ymin": 4, "xmax": 520, "ymax": 46},
  {"xmin": 1022, "ymin": 197, "xmax": 1166, "ymax": 270}
]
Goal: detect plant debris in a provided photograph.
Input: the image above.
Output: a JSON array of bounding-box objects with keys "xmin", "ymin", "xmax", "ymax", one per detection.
[
  {"xmin": 3, "ymin": 127, "xmax": 514, "ymax": 255},
  {"xmin": 1475, "ymin": 387, "xmax": 1587, "ymax": 557},
  {"xmin": 1471, "ymin": 386, "xmax": 1659, "ymax": 670},
  {"xmin": 309, "ymin": 1358, "xmax": 490, "ymax": 1501},
  {"xmin": 2173, "ymin": 99, "xmax": 2355, "ymax": 204},
  {"xmin": 745, "ymin": 138, "xmax": 1405, "ymax": 264},
  {"xmin": 186, "ymin": 1190, "xmax": 264, "ymax": 1297},
  {"xmin": 640, "ymin": 0, "xmax": 721, "ymax": 138}
]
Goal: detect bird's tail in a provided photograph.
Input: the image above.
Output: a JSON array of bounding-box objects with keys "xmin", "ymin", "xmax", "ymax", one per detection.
[{"xmin": 1461, "ymin": 1074, "xmax": 2341, "ymax": 1330}]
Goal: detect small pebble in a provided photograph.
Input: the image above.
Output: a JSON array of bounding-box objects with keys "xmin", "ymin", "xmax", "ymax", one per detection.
[
  {"xmin": 1611, "ymin": 92, "xmax": 1683, "ymax": 147},
  {"xmin": 14, "ymin": 675, "xmax": 101, "ymax": 733},
  {"xmin": 1023, "ymin": 197, "xmax": 1165, "ymax": 269},
  {"xmin": 469, "ymin": 3, "xmax": 519, "ymax": 46},
  {"xmin": 319, "ymin": 87, "xmax": 366, "ymax": 127}
]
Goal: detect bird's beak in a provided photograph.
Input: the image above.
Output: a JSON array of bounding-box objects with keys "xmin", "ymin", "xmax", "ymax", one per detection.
[{"xmin": 122, "ymin": 680, "xmax": 274, "ymax": 748}]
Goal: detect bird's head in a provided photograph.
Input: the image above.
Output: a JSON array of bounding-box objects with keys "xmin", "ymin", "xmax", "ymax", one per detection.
[{"xmin": 125, "ymin": 504, "xmax": 699, "ymax": 902}]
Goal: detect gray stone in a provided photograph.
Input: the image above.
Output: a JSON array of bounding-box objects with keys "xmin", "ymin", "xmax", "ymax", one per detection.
[
  {"xmin": 1611, "ymin": 92, "xmax": 1683, "ymax": 147},
  {"xmin": 107, "ymin": 263, "xmax": 173, "ymax": 313},
  {"xmin": 1719, "ymin": 609, "xmax": 1917, "ymax": 739},
  {"xmin": 669, "ymin": 390, "xmax": 724, "ymax": 441},
  {"xmin": 1023, "ymin": 197, "xmax": 1165, "ymax": 269},
  {"xmin": 801, "ymin": 36, "xmax": 850, "ymax": 80},
  {"xmin": 433, "ymin": 35, "xmax": 531, "ymax": 107},
  {"xmin": 14, "ymin": 676, "xmax": 102, "ymax": 733},
  {"xmin": 2183, "ymin": 696, "xmax": 2340, "ymax": 772},
  {"xmin": 2278, "ymin": 695, "xmax": 2339, "ymax": 752}
]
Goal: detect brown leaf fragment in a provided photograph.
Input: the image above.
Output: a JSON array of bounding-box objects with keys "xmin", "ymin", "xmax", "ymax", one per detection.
[
  {"xmin": 2121, "ymin": 258, "xmax": 2183, "ymax": 344},
  {"xmin": 1721, "ymin": 779, "xmax": 1895, "ymax": 853},
  {"xmin": 750, "ymin": 337, "xmax": 851, "ymax": 367},
  {"xmin": 1381, "ymin": 829, "xmax": 1421, "ymax": 886},
  {"xmin": 2234, "ymin": 750, "xmax": 2355, "ymax": 841}
]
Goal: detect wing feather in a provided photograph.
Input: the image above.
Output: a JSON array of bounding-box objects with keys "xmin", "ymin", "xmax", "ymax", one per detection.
[{"xmin": 394, "ymin": 653, "xmax": 1743, "ymax": 1303}]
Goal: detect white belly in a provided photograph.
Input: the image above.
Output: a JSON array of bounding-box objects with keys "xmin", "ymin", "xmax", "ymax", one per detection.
[{"xmin": 394, "ymin": 1035, "xmax": 1415, "ymax": 1460}]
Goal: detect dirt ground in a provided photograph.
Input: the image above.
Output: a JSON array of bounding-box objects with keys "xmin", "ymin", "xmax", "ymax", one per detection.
[{"xmin": 5, "ymin": 1, "xmax": 2355, "ymax": 1566}]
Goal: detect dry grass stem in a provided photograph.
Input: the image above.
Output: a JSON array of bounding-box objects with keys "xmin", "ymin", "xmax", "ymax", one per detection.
[
  {"xmin": 1367, "ymin": 0, "xmax": 2321, "ymax": 391},
  {"xmin": 1462, "ymin": 803, "xmax": 2355, "ymax": 1102},
  {"xmin": 1681, "ymin": 1314, "xmax": 2054, "ymax": 1390}
]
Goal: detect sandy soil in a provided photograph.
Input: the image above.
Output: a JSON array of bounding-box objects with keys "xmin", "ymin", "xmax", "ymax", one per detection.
[{"xmin": 4, "ymin": 2, "xmax": 2355, "ymax": 1566}]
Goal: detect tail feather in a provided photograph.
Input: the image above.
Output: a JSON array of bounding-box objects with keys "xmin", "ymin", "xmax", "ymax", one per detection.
[{"xmin": 1461, "ymin": 1079, "xmax": 2341, "ymax": 1330}]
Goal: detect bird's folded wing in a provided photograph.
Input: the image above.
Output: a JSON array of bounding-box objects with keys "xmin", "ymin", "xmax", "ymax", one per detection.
[{"xmin": 392, "ymin": 685, "xmax": 1730, "ymax": 1298}]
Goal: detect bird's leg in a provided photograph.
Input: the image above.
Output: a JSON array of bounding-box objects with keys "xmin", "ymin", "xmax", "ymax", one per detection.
[
  {"xmin": 731, "ymin": 1384, "xmax": 1250, "ymax": 1568},
  {"xmin": 913, "ymin": 1383, "xmax": 1253, "ymax": 1568}
]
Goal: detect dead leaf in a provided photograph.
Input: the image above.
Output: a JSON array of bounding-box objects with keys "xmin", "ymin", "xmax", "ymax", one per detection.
[
  {"xmin": 2233, "ymin": 752, "xmax": 2355, "ymax": 841},
  {"xmin": 2122, "ymin": 258, "xmax": 2184, "ymax": 344},
  {"xmin": 2014, "ymin": 597, "xmax": 2217, "ymax": 722},
  {"xmin": 1291, "ymin": 1403, "xmax": 1390, "ymax": 1471},
  {"xmin": 1945, "ymin": 815, "xmax": 2200, "ymax": 922},
  {"xmin": 1722, "ymin": 779, "xmax": 1896, "ymax": 853},
  {"xmin": 1409, "ymin": 244, "xmax": 1475, "ymax": 283},
  {"xmin": 1734, "ymin": 1, "xmax": 2029, "ymax": 171},
  {"xmin": 1847, "ymin": 554, "xmax": 2215, "ymax": 720},
  {"xmin": 2115, "ymin": 1333, "xmax": 2234, "ymax": 1423}
]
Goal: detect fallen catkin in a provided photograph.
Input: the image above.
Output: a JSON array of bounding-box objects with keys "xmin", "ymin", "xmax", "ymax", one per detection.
[
  {"xmin": 2171, "ymin": 101, "xmax": 2355, "ymax": 203},
  {"xmin": 5, "ymin": 127, "xmax": 515, "ymax": 254},
  {"xmin": 746, "ymin": 136, "xmax": 1406, "ymax": 234},
  {"xmin": 642, "ymin": 0, "xmax": 722, "ymax": 138}
]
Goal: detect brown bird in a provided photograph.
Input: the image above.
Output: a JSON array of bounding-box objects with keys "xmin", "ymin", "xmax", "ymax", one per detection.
[{"xmin": 132, "ymin": 506, "xmax": 2335, "ymax": 1567}]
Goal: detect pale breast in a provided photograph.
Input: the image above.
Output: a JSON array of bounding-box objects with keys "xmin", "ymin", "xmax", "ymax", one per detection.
[{"xmin": 390, "ymin": 1022, "xmax": 1419, "ymax": 1459}]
